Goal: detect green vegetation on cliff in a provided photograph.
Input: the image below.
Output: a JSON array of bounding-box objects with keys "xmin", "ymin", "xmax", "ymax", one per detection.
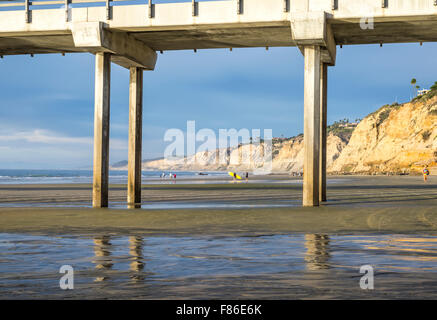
[
  {"xmin": 413, "ymin": 81, "xmax": 437, "ymax": 102},
  {"xmin": 327, "ymin": 119, "xmax": 358, "ymax": 142}
]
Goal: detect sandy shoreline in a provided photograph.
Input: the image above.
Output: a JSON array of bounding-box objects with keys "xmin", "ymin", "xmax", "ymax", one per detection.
[
  {"xmin": 1, "ymin": 206, "xmax": 437, "ymax": 236},
  {"xmin": 1, "ymin": 175, "xmax": 437, "ymax": 299},
  {"xmin": 0, "ymin": 175, "xmax": 436, "ymax": 236}
]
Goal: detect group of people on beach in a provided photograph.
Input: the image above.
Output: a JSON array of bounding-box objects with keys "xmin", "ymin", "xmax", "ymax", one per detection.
[
  {"xmin": 160, "ymin": 172, "xmax": 176, "ymax": 180},
  {"xmin": 157, "ymin": 167, "xmax": 431, "ymax": 182}
]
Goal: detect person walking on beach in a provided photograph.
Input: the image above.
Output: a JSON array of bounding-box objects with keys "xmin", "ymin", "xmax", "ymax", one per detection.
[
  {"xmin": 423, "ymin": 166, "xmax": 430, "ymax": 182},
  {"xmin": 245, "ymin": 172, "xmax": 249, "ymax": 183}
]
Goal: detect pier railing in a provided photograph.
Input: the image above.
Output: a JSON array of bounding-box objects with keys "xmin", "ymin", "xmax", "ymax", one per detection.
[
  {"xmin": 0, "ymin": 0, "xmax": 238, "ymax": 21},
  {"xmin": 1, "ymin": 0, "xmax": 437, "ymax": 24},
  {"xmin": 1, "ymin": 0, "xmax": 244, "ymax": 23},
  {"xmin": 0, "ymin": 0, "xmax": 282, "ymax": 19}
]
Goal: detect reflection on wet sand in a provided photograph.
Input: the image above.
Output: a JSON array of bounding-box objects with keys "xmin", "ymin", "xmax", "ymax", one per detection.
[
  {"xmin": 129, "ymin": 236, "xmax": 145, "ymax": 281},
  {"xmin": 364, "ymin": 236, "xmax": 437, "ymax": 265},
  {"xmin": 304, "ymin": 234, "xmax": 331, "ymax": 271},
  {"xmin": 93, "ymin": 236, "xmax": 113, "ymax": 282},
  {"xmin": 92, "ymin": 235, "xmax": 146, "ymax": 282},
  {"xmin": 127, "ymin": 203, "xmax": 142, "ymax": 209},
  {"xmin": 3, "ymin": 233, "xmax": 437, "ymax": 299},
  {"xmin": 93, "ymin": 236, "xmax": 113, "ymax": 269}
]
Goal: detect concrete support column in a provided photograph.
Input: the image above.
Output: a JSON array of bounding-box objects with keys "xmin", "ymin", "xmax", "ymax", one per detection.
[
  {"xmin": 127, "ymin": 67, "xmax": 143, "ymax": 209},
  {"xmin": 319, "ymin": 63, "xmax": 328, "ymax": 202},
  {"xmin": 303, "ymin": 46, "xmax": 321, "ymax": 207},
  {"xmin": 92, "ymin": 52, "xmax": 111, "ymax": 208}
]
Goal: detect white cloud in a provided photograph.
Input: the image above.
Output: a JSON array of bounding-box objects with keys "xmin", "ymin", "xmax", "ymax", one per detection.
[
  {"xmin": 0, "ymin": 129, "xmax": 129, "ymax": 150},
  {"xmin": 0, "ymin": 129, "xmax": 92, "ymax": 145},
  {"xmin": 0, "ymin": 129, "xmax": 130, "ymax": 168}
]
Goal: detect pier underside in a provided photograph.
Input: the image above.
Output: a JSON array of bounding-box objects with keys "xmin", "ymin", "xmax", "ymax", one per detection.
[
  {"xmin": 1, "ymin": 0, "xmax": 437, "ymax": 207},
  {"xmin": 2, "ymin": 16, "xmax": 437, "ymax": 56}
]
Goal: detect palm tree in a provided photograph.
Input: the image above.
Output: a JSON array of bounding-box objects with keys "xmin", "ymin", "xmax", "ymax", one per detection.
[{"xmin": 411, "ymin": 78, "xmax": 417, "ymax": 99}]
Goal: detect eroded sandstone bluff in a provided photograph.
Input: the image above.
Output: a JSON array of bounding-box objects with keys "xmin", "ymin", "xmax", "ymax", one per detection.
[
  {"xmin": 136, "ymin": 132, "xmax": 348, "ymax": 174},
  {"xmin": 330, "ymin": 95, "xmax": 437, "ymax": 174},
  {"xmin": 113, "ymin": 94, "xmax": 437, "ymax": 175}
]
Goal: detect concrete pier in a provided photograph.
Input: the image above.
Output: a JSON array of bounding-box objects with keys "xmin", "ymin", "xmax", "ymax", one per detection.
[
  {"xmin": 127, "ymin": 67, "xmax": 144, "ymax": 209},
  {"xmin": 2, "ymin": 0, "xmax": 437, "ymax": 207},
  {"xmin": 92, "ymin": 52, "xmax": 111, "ymax": 208},
  {"xmin": 319, "ymin": 63, "xmax": 328, "ymax": 203},
  {"xmin": 303, "ymin": 46, "xmax": 321, "ymax": 207}
]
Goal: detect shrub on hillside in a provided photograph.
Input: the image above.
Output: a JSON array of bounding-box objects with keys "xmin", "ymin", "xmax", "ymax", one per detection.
[{"xmin": 422, "ymin": 130, "xmax": 431, "ymax": 142}]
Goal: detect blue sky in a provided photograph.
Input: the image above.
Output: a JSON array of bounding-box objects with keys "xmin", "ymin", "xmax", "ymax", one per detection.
[{"xmin": 0, "ymin": 42, "xmax": 436, "ymax": 169}]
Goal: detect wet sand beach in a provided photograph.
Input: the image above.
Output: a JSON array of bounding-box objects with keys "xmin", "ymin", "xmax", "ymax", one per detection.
[
  {"xmin": 1, "ymin": 175, "xmax": 437, "ymax": 299},
  {"xmin": 1, "ymin": 175, "xmax": 437, "ymax": 236}
]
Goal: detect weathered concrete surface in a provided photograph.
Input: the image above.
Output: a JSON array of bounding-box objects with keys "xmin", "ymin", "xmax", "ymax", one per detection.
[
  {"xmin": 1, "ymin": 0, "xmax": 437, "ymax": 59},
  {"xmin": 303, "ymin": 45, "xmax": 321, "ymax": 207},
  {"xmin": 71, "ymin": 22, "xmax": 157, "ymax": 69},
  {"xmin": 127, "ymin": 67, "xmax": 143, "ymax": 209},
  {"xmin": 319, "ymin": 63, "xmax": 328, "ymax": 202},
  {"xmin": 290, "ymin": 11, "xmax": 336, "ymax": 65},
  {"xmin": 92, "ymin": 52, "xmax": 111, "ymax": 208}
]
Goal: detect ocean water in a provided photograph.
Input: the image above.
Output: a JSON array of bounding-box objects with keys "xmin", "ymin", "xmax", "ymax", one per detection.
[
  {"xmin": 1, "ymin": 233, "xmax": 437, "ymax": 299},
  {"xmin": 0, "ymin": 169, "xmax": 226, "ymax": 185}
]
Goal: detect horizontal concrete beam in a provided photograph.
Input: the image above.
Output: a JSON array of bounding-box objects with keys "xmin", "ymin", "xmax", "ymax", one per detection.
[
  {"xmin": 291, "ymin": 11, "xmax": 336, "ymax": 66},
  {"xmin": 71, "ymin": 22, "xmax": 157, "ymax": 70},
  {"xmin": 2, "ymin": 1, "xmax": 437, "ymax": 55}
]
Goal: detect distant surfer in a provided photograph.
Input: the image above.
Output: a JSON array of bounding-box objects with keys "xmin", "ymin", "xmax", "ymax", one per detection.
[
  {"xmin": 245, "ymin": 172, "xmax": 249, "ymax": 183},
  {"xmin": 423, "ymin": 166, "xmax": 430, "ymax": 182},
  {"xmin": 228, "ymin": 171, "xmax": 241, "ymax": 182}
]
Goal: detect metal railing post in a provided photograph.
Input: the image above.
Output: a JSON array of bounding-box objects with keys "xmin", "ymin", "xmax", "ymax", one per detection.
[
  {"xmin": 283, "ymin": 0, "xmax": 288, "ymax": 13},
  {"xmin": 25, "ymin": 0, "xmax": 30, "ymax": 23},
  {"xmin": 148, "ymin": 0, "xmax": 153, "ymax": 19},
  {"xmin": 106, "ymin": 0, "xmax": 111, "ymax": 20},
  {"xmin": 65, "ymin": 0, "xmax": 69, "ymax": 22},
  {"xmin": 192, "ymin": 0, "xmax": 197, "ymax": 17}
]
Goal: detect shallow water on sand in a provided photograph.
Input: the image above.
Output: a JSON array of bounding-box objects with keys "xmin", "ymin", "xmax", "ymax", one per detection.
[
  {"xmin": 0, "ymin": 169, "xmax": 228, "ymax": 185},
  {"xmin": 0, "ymin": 200, "xmax": 301, "ymax": 209},
  {"xmin": 1, "ymin": 233, "xmax": 437, "ymax": 299}
]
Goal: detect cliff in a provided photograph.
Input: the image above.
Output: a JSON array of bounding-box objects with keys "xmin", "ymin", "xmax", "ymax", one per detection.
[
  {"xmin": 111, "ymin": 89, "xmax": 437, "ymax": 175},
  {"xmin": 113, "ymin": 132, "xmax": 349, "ymax": 174},
  {"xmin": 329, "ymin": 95, "xmax": 437, "ymax": 174}
]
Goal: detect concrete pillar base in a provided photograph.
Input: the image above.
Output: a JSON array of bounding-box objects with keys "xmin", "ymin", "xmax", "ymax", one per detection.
[
  {"xmin": 127, "ymin": 67, "xmax": 143, "ymax": 209},
  {"xmin": 303, "ymin": 46, "xmax": 321, "ymax": 207},
  {"xmin": 92, "ymin": 52, "xmax": 111, "ymax": 208},
  {"xmin": 319, "ymin": 63, "xmax": 328, "ymax": 203}
]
